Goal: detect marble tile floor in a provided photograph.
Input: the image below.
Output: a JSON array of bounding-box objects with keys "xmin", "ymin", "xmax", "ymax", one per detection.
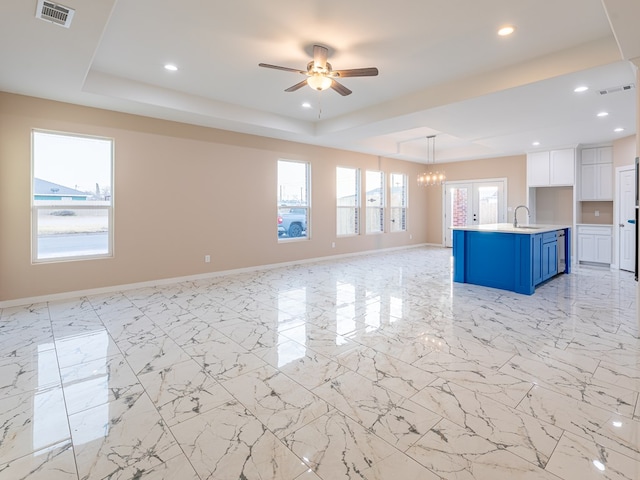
[{"xmin": 0, "ymin": 246, "xmax": 638, "ymax": 480}]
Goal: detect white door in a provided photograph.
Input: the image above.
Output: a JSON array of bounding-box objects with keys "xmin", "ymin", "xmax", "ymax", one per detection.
[
  {"xmin": 618, "ymin": 167, "xmax": 635, "ymax": 272},
  {"xmin": 444, "ymin": 180, "xmax": 506, "ymax": 247}
]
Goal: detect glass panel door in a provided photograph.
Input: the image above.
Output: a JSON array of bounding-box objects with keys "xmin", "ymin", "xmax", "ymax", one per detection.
[
  {"xmin": 445, "ymin": 183, "xmax": 472, "ymax": 248},
  {"xmin": 475, "ymin": 184, "xmax": 500, "ymax": 225},
  {"xmin": 444, "ymin": 180, "xmax": 506, "ymax": 247}
]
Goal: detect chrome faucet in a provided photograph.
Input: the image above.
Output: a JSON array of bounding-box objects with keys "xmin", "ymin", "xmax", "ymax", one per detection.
[{"xmin": 513, "ymin": 205, "xmax": 530, "ymax": 228}]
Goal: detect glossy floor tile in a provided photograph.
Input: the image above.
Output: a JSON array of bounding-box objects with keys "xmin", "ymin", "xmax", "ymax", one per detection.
[{"xmin": 0, "ymin": 246, "xmax": 638, "ymax": 479}]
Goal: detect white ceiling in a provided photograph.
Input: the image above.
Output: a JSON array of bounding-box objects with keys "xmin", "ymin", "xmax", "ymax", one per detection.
[{"xmin": 1, "ymin": 0, "xmax": 638, "ymax": 165}]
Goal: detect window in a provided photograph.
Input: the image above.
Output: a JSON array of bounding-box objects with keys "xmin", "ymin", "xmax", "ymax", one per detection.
[
  {"xmin": 336, "ymin": 166, "xmax": 360, "ymax": 236},
  {"xmin": 389, "ymin": 173, "xmax": 407, "ymax": 232},
  {"xmin": 32, "ymin": 131, "xmax": 113, "ymax": 262},
  {"xmin": 277, "ymin": 160, "xmax": 310, "ymax": 240},
  {"xmin": 365, "ymin": 170, "xmax": 384, "ymax": 234}
]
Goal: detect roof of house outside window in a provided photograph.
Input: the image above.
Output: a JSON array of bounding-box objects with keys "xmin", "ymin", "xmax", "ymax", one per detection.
[{"xmin": 34, "ymin": 178, "xmax": 90, "ymax": 198}]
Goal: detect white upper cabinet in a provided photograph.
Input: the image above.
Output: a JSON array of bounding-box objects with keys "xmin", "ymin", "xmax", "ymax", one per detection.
[
  {"xmin": 550, "ymin": 149, "xmax": 576, "ymax": 185},
  {"xmin": 581, "ymin": 148, "xmax": 598, "ymax": 165},
  {"xmin": 527, "ymin": 151, "xmax": 550, "ymax": 186},
  {"xmin": 527, "ymin": 149, "xmax": 575, "ymax": 187},
  {"xmin": 580, "ymin": 147, "xmax": 613, "ymax": 200}
]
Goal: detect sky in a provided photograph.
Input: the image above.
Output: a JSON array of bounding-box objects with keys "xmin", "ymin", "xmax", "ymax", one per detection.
[
  {"xmin": 33, "ymin": 131, "xmax": 112, "ymax": 193},
  {"xmin": 278, "ymin": 160, "xmax": 308, "ymax": 204}
]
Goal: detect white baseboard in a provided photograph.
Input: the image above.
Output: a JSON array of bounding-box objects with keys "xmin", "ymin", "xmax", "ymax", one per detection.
[{"xmin": 0, "ymin": 243, "xmax": 433, "ymax": 309}]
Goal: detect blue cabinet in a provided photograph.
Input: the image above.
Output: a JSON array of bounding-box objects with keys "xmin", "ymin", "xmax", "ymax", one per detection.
[
  {"xmin": 542, "ymin": 240, "xmax": 558, "ymax": 281},
  {"xmin": 532, "ymin": 232, "xmax": 558, "ymax": 286},
  {"xmin": 532, "ymin": 234, "xmax": 543, "ymax": 285},
  {"xmin": 453, "ymin": 227, "xmax": 570, "ymax": 295}
]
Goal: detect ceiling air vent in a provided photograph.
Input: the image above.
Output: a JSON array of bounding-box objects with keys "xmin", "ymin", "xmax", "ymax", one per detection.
[
  {"xmin": 598, "ymin": 84, "xmax": 635, "ymax": 95},
  {"xmin": 35, "ymin": 0, "xmax": 75, "ymax": 28}
]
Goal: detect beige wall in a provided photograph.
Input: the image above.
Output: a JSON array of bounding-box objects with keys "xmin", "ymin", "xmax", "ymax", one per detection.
[
  {"xmin": 424, "ymin": 155, "xmax": 527, "ymax": 244},
  {"xmin": 613, "ymin": 134, "xmax": 637, "ymax": 168},
  {"xmin": 536, "ymin": 187, "xmax": 575, "ymax": 225},
  {"xmin": 0, "ymin": 93, "xmax": 432, "ymax": 303},
  {"xmin": 0, "ymin": 91, "xmax": 630, "ymax": 302},
  {"xmin": 580, "ymin": 201, "xmax": 614, "ymax": 225}
]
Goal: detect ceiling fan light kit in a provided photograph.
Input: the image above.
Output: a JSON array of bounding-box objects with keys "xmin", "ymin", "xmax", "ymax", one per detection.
[
  {"xmin": 259, "ymin": 44, "xmax": 378, "ymax": 96},
  {"xmin": 307, "ymin": 74, "xmax": 332, "ymax": 91}
]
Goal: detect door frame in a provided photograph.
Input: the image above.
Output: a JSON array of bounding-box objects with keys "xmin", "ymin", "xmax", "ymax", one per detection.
[
  {"xmin": 614, "ymin": 165, "xmax": 635, "ymax": 271},
  {"xmin": 442, "ymin": 177, "xmax": 508, "ymax": 247},
  {"xmin": 443, "ymin": 182, "xmax": 473, "ymax": 248}
]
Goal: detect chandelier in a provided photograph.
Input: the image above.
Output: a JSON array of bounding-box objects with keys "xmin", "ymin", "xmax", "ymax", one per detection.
[{"xmin": 417, "ymin": 135, "xmax": 445, "ymax": 186}]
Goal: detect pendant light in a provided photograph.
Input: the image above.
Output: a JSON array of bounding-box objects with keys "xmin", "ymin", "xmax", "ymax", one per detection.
[{"xmin": 417, "ymin": 135, "xmax": 445, "ymax": 186}]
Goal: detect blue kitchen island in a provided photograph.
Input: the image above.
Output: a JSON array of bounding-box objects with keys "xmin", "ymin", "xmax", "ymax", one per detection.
[{"xmin": 452, "ymin": 224, "xmax": 571, "ymax": 295}]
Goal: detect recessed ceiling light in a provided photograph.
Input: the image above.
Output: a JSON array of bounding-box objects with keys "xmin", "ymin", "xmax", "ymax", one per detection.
[
  {"xmin": 532, "ymin": 141, "xmax": 540, "ymax": 146},
  {"xmin": 302, "ymin": 102, "xmax": 311, "ymax": 108},
  {"xmin": 574, "ymin": 86, "xmax": 588, "ymax": 93},
  {"xmin": 497, "ymin": 25, "xmax": 515, "ymax": 36},
  {"xmin": 597, "ymin": 111, "xmax": 609, "ymax": 117},
  {"xmin": 164, "ymin": 64, "xmax": 178, "ymax": 71},
  {"xmin": 614, "ymin": 127, "xmax": 625, "ymax": 132}
]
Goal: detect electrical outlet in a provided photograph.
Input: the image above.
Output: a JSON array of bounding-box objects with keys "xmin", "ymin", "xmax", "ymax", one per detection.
[
  {"xmin": 204, "ymin": 255, "xmax": 211, "ymax": 263},
  {"xmin": 594, "ymin": 210, "xmax": 600, "ymax": 217},
  {"xmin": 331, "ymin": 242, "xmax": 336, "ymax": 248},
  {"xmin": 409, "ymin": 234, "xmax": 413, "ymax": 240}
]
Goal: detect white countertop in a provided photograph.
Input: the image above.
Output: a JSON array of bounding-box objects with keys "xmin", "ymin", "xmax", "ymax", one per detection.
[
  {"xmin": 451, "ymin": 223, "xmax": 571, "ymax": 234},
  {"xmin": 575, "ymin": 223, "xmax": 613, "ymax": 227}
]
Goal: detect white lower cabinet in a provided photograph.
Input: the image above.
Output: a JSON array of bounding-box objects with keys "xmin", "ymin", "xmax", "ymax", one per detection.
[{"xmin": 577, "ymin": 225, "xmax": 612, "ymax": 264}]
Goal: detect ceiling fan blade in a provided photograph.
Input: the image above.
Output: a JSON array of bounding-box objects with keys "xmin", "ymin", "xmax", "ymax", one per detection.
[
  {"xmin": 285, "ymin": 79, "xmax": 308, "ymax": 92},
  {"xmin": 331, "ymin": 79, "xmax": 352, "ymax": 96},
  {"xmin": 258, "ymin": 63, "xmax": 307, "ymax": 75},
  {"xmin": 313, "ymin": 45, "xmax": 328, "ymax": 69},
  {"xmin": 334, "ymin": 67, "xmax": 379, "ymax": 78}
]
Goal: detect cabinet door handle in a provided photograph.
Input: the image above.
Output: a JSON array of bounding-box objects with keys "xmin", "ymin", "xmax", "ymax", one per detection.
[{"xmin": 619, "ymin": 224, "xmax": 625, "ymax": 227}]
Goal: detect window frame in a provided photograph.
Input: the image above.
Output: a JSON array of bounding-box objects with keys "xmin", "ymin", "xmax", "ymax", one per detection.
[
  {"xmin": 336, "ymin": 166, "xmax": 361, "ymax": 237},
  {"xmin": 31, "ymin": 129, "xmax": 114, "ymax": 263},
  {"xmin": 365, "ymin": 170, "xmax": 385, "ymax": 235},
  {"xmin": 277, "ymin": 159, "xmax": 311, "ymax": 242},
  {"xmin": 389, "ymin": 172, "xmax": 408, "ymax": 233}
]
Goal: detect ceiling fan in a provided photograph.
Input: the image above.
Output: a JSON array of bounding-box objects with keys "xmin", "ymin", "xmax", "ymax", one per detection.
[{"xmin": 258, "ymin": 45, "xmax": 379, "ymax": 96}]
